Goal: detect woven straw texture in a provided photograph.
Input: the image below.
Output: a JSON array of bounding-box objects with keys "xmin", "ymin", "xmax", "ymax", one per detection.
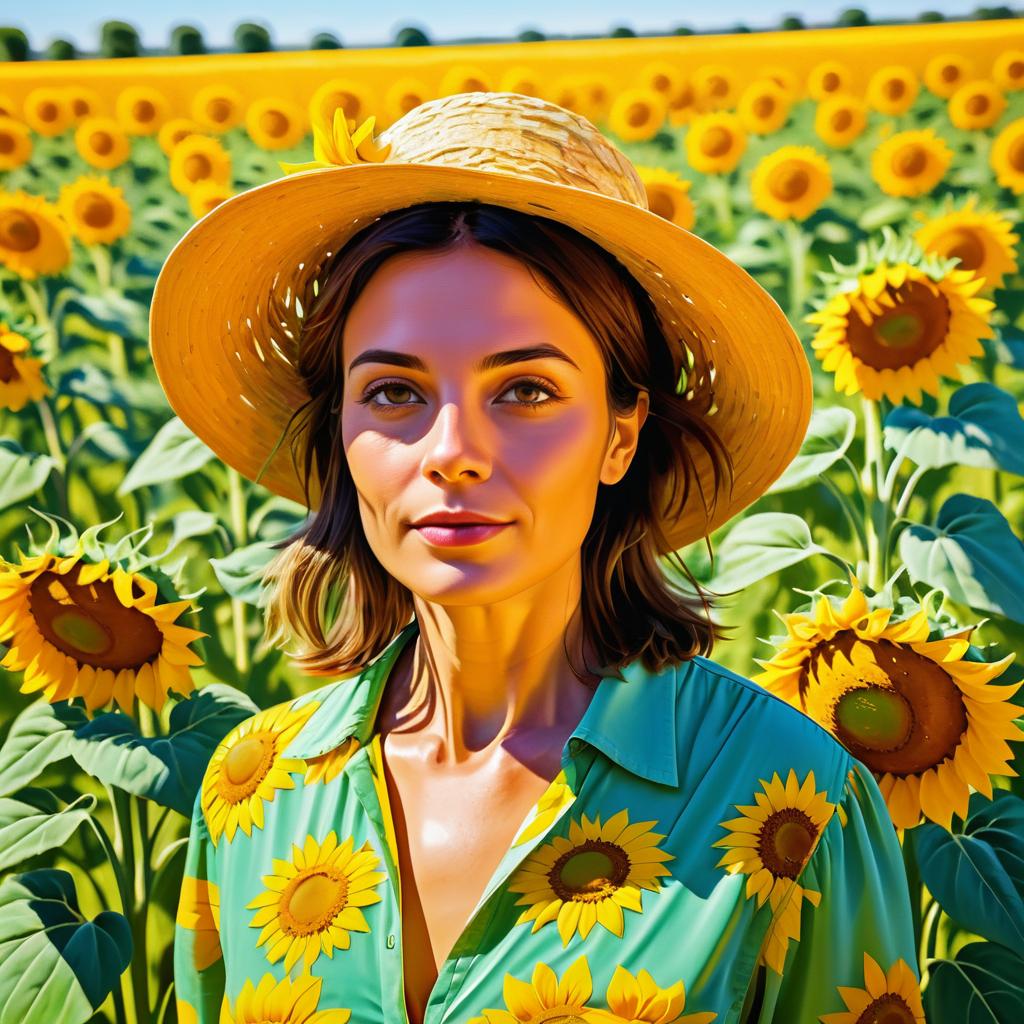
[{"xmin": 149, "ymin": 91, "xmax": 813, "ymax": 554}]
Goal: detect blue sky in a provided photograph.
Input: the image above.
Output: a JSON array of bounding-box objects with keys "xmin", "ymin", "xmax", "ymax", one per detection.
[{"xmin": 8, "ymin": 1, "xmax": 984, "ymax": 50}]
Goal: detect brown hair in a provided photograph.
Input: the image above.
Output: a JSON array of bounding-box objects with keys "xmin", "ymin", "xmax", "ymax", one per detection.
[{"xmin": 257, "ymin": 200, "xmax": 738, "ymax": 685}]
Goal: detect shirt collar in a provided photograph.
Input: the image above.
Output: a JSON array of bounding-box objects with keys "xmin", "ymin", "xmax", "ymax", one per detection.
[{"xmin": 283, "ymin": 618, "xmax": 680, "ymax": 788}]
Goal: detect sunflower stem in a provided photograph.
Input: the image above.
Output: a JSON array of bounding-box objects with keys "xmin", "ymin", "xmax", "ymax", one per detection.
[
  {"xmin": 922, "ymin": 895, "xmax": 943, "ymax": 962},
  {"xmin": 895, "ymin": 464, "xmax": 929, "ymax": 519},
  {"xmin": 782, "ymin": 217, "xmax": 809, "ymax": 325},
  {"xmin": 227, "ymin": 466, "xmax": 251, "ymax": 675},
  {"xmin": 20, "ymin": 276, "xmax": 57, "ymax": 361},
  {"xmin": 821, "ymin": 474, "xmax": 868, "ymax": 563},
  {"xmin": 859, "ymin": 396, "xmax": 887, "ymax": 592},
  {"xmin": 706, "ymin": 174, "xmax": 735, "ymax": 241},
  {"xmin": 88, "ymin": 243, "xmax": 112, "ymax": 291}
]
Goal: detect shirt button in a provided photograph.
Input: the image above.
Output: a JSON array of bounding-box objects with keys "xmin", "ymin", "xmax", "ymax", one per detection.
[{"xmin": 387, "ymin": 934, "xmax": 396, "ymax": 949}]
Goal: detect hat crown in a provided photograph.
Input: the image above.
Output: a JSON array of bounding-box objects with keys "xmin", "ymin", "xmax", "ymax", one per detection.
[{"xmin": 378, "ymin": 91, "xmax": 649, "ymax": 210}]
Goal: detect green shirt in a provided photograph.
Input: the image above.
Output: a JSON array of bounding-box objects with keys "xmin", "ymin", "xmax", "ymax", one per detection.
[{"xmin": 174, "ymin": 618, "xmax": 921, "ymax": 1024}]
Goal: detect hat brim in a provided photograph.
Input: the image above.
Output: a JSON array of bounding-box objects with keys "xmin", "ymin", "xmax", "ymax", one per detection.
[{"xmin": 149, "ymin": 162, "xmax": 812, "ymax": 554}]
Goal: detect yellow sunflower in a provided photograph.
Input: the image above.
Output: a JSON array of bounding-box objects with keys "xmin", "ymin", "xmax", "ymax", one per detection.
[
  {"xmin": 176, "ymin": 875, "xmax": 222, "ymax": 971},
  {"xmin": 814, "ymin": 95, "xmax": 868, "ymax": 149},
  {"xmin": 309, "ymin": 77, "xmax": 374, "ymax": 129},
  {"xmin": 991, "ymin": 117, "xmax": 1024, "ymax": 192},
  {"xmin": 157, "ymin": 117, "xmax": 202, "ymax": 158},
  {"xmin": 0, "ymin": 547, "xmax": 206, "ymax": 712},
  {"xmin": 807, "ymin": 61, "xmax": 852, "ymax": 102},
  {"xmin": 169, "ymin": 135, "xmax": 232, "ymax": 195},
  {"xmin": 758, "ymin": 65, "xmax": 801, "ymax": 102},
  {"xmin": 692, "ymin": 64, "xmax": 737, "ymax": 111},
  {"xmin": 805, "ymin": 246, "xmax": 995, "ymax": 404},
  {"xmin": 58, "ymin": 176, "xmax": 132, "ymax": 246},
  {"xmin": 223, "ymin": 972, "xmax": 351, "ymax": 1024},
  {"xmin": 506, "ymin": 808, "xmax": 675, "ymax": 946},
  {"xmin": 913, "ymin": 195, "xmax": 1019, "ymax": 291},
  {"xmin": 512, "ymin": 768, "xmax": 575, "ymax": 848},
  {"xmin": 924, "ymin": 53, "xmax": 975, "ymax": 98},
  {"xmin": 0, "ymin": 191, "xmax": 71, "ymax": 279},
  {"xmin": 589, "ymin": 965, "xmax": 718, "ymax": 1024},
  {"xmin": 187, "ymin": 180, "xmax": 233, "ymax": 220},
  {"xmin": 245, "ymin": 97, "xmax": 307, "ymax": 151},
  {"xmin": 637, "ymin": 61, "xmax": 687, "ymax": 105},
  {"xmin": 579, "ymin": 75, "xmax": 616, "ymax": 124},
  {"xmin": 439, "ymin": 64, "xmax": 493, "ymax": 97},
  {"xmin": 74, "ymin": 116, "xmax": 132, "ymax": 170},
  {"xmin": 636, "ymin": 166, "xmax": 696, "ymax": 230},
  {"xmin": 191, "ymin": 84, "xmax": 244, "ymax": 133},
  {"xmin": 871, "ymin": 128, "xmax": 952, "ymax": 197},
  {"xmin": 948, "ymin": 79, "xmax": 1007, "ymax": 131},
  {"xmin": 498, "ymin": 66, "xmax": 543, "ymax": 99},
  {"xmin": 466, "ymin": 955, "xmax": 603, "ymax": 1024},
  {"xmin": 246, "ymin": 830, "xmax": 387, "ymax": 973},
  {"xmin": 607, "ymin": 87, "xmax": 668, "ymax": 143},
  {"xmin": 200, "ymin": 700, "xmax": 319, "ymax": 846},
  {"xmin": 0, "ymin": 115, "xmax": 32, "ymax": 171},
  {"xmin": 820, "ymin": 952, "xmax": 925, "ymax": 1024},
  {"xmin": 547, "ymin": 74, "xmax": 595, "ymax": 120},
  {"xmin": 383, "ymin": 77, "xmax": 429, "ymax": 125},
  {"xmin": 0, "ymin": 322, "xmax": 51, "ymax": 411},
  {"xmin": 993, "ymin": 49, "xmax": 1024, "ymax": 92},
  {"xmin": 754, "ymin": 585, "xmax": 1021, "ymax": 832},
  {"xmin": 21, "ymin": 87, "xmax": 73, "ymax": 137},
  {"xmin": 737, "ymin": 80, "xmax": 791, "ymax": 136},
  {"xmin": 751, "ymin": 145, "xmax": 832, "ymax": 221},
  {"xmin": 666, "ymin": 79, "xmax": 700, "ymax": 127},
  {"xmin": 64, "ymin": 86, "xmax": 103, "ymax": 122},
  {"xmin": 866, "ymin": 66, "xmax": 920, "ymax": 116},
  {"xmin": 115, "ymin": 85, "xmax": 169, "ymax": 136},
  {"xmin": 302, "ymin": 736, "xmax": 360, "ymax": 785},
  {"xmin": 713, "ymin": 768, "xmax": 836, "ymax": 975},
  {"xmin": 686, "ymin": 112, "xmax": 747, "ymax": 174},
  {"xmin": 0, "ymin": 92, "xmax": 17, "ymax": 119}
]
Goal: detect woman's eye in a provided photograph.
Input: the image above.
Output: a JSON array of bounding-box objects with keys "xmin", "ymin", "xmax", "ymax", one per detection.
[{"xmin": 357, "ymin": 377, "xmax": 562, "ymax": 411}]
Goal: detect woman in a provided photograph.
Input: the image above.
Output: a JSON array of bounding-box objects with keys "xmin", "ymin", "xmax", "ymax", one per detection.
[{"xmin": 160, "ymin": 92, "xmax": 921, "ymax": 1024}]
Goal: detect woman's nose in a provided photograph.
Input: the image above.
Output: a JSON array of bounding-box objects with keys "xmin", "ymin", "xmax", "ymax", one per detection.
[{"xmin": 419, "ymin": 401, "xmax": 493, "ymax": 483}]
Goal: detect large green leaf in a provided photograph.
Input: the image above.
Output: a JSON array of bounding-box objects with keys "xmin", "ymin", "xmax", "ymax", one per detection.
[
  {"xmin": 67, "ymin": 684, "xmax": 258, "ymax": 816},
  {"xmin": 924, "ymin": 941, "xmax": 1024, "ymax": 1024},
  {"xmin": 766, "ymin": 406, "xmax": 857, "ymax": 493},
  {"xmin": 0, "ymin": 788, "xmax": 96, "ymax": 873},
  {"xmin": 60, "ymin": 288, "xmax": 148, "ymax": 341},
  {"xmin": 912, "ymin": 792, "xmax": 1024, "ymax": 950},
  {"xmin": 882, "ymin": 382, "xmax": 1024, "ymax": 475},
  {"xmin": 705, "ymin": 513, "xmax": 837, "ymax": 593},
  {"xmin": 0, "ymin": 438, "xmax": 54, "ymax": 512},
  {"xmin": 210, "ymin": 539, "xmax": 280, "ymax": 606},
  {"xmin": 118, "ymin": 416, "xmax": 217, "ymax": 494},
  {"xmin": 899, "ymin": 495, "xmax": 1024, "ymax": 623},
  {"xmin": 0, "ymin": 869, "xmax": 132, "ymax": 1023},
  {"xmin": 0, "ymin": 700, "xmax": 88, "ymax": 797}
]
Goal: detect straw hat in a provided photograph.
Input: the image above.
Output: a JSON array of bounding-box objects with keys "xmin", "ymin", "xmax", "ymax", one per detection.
[{"xmin": 149, "ymin": 90, "xmax": 812, "ymax": 555}]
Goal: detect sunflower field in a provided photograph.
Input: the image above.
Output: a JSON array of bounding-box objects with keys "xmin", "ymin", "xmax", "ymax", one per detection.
[{"xmin": 1, "ymin": 18, "xmax": 1024, "ymax": 1024}]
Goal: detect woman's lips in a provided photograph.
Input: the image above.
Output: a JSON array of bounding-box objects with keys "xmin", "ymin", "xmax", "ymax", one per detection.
[{"xmin": 412, "ymin": 523, "xmax": 511, "ymax": 546}]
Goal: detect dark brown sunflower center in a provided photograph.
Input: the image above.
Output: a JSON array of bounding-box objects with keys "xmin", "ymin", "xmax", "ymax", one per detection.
[
  {"xmin": 885, "ymin": 78, "xmax": 906, "ymax": 100},
  {"xmin": 846, "ymin": 278, "xmax": 951, "ymax": 370},
  {"xmin": 758, "ymin": 808, "xmax": 818, "ymax": 878},
  {"xmin": 626, "ymin": 102, "xmax": 650, "ymax": 127},
  {"xmin": 90, "ymin": 131, "xmax": 114, "ymax": 155},
  {"xmin": 0, "ymin": 342, "xmax": 15, "ymax": 382},
  {"xmin": 544, "ymin": 1016, "xmax": 587, "ymax": 1024},
  {"xmin": 647, "ymin": 188, "xmax": 677, "ymax": 220},
  {"xmin": 208, "ymin": 98, "xmax": 232, "ymax": 123},
  {"xmin": 184, "ymin": 152, "xmax": 213, "ymax": 181},
  {"xmin": 132, "ymin": 99, "xmax": 156, "ymax": 122},
  {"xmin": 399, "ymin": 92, "xmax": 420, "ymax": 114},
  {"xmin": 753, "ymin": 95, "xmax": 776, "ymax": 118},
  {"xmin": 77, "ymin": 194, "xmax": 115, "ymax": 228},
  {"xmin": 892, "ymin": 144, "xmax": 928, "ymax": 177},
  {"xmin": 932, "ymin": 227, "xmax": 986, "ymax": 271},
  {"xmin": 38, "ymin": 101, "xmax": 59, "ymax": 123},
  {"xmin": 810, "ymin": 633, "xmax": 969, "ymax": 776},
  {"xmin": 1009, "ymin": 60, "xmax": 1024, "ymax": 80},
  {"xmin": 822, "ymin": 71, "xmax": 840, "ymax": 92},
  {"xmin": 769, "ymin": 164, "xmax": 810, "ymax": 201},
  {"xmin": 671, "ymin": 84, "xmax": 695, "ymax": 109},
  {"xmin": 72, "ymin": 98, "xmax": 89, "ymax": 117},
  {"xmin": 283, "ymin": 867, "xmax": 350, "ymax": 933},
  {"xmin": 700, "ymin": 126, "xmax": 733, "ymax": 157},
  {"xmin": 0, "ymin": 210, "xmax": 41, "ymax": 252},
  {"xmin": 708, "ymin": 75, "xmax": 729, "ymax": 97},
  {"xmin": 28, "ymin": 566, "xmax": 163, "ymax": 670},
  {"xmin": 551, "ymin": 839, "xmax": 630, "ymax": 902},
  {"xmin": 853, "ymin": 992, "xmax": 916, "ymax": 1024},
  {"xmin": 0, "ymin": 133, "xmax": 15, "ymax": 154},
  {"xmin": 940, "ymin": 63, "xmax": 960, "ymax": 83},
  {"xmin": 965, "ymin": 94, "xmax": 990, "ymax": 116},
  {"xmin": 652, "ymin": 73, "xmax": 671, "ymax": 91},
  {"xmin": 831, "ymin": 109, "xmax": 854, "ymax": 132},
  {"xmin": 259, "ymin": 110, "xmax": 289, "ymax": 137},
  {"xmin": 1009, "ymin": 136, "xmax": 1024, "ymax": 172}
]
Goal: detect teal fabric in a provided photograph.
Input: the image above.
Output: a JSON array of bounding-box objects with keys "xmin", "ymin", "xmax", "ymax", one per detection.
[{"xmin": 174, "ymin": 618, "xmax": 920, "ymax": 1024}]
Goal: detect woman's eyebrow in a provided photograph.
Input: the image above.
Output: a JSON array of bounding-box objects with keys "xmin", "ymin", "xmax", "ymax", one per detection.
[{"xmin": 348, "ymin": 343, "xmax": 581, "ymax": 374}]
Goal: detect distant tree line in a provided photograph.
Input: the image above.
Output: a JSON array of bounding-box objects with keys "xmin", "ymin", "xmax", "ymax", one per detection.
[{"xmin": 0, "ymin": 8, "xmax": 1020, "ymax": 61}]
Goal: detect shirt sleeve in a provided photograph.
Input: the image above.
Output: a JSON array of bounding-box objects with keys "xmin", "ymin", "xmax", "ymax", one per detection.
[
  {"xmin": 747, "ymin": 757, "xmax": 923, "ymax": 1024},
  {"xmin": 174, "ymin": 787, "xmax": 226, "ymax": 1024}
]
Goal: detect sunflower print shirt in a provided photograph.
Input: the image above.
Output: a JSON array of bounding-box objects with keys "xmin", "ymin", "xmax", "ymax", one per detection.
[{"xmin": 174, "ymin": 619, "xmax": 923, "ymax": 1024}]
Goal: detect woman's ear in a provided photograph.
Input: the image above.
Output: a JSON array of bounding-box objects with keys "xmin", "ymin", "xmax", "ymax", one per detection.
[{"xmin": 600, "ymin": 391, "xmax": 649, "ymax": 486}]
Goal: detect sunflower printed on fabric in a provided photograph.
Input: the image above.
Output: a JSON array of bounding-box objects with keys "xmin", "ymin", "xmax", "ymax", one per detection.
[
  {"xmin": 820, "ymin": 951, "xmax": 926, "ymax": 1024},
  {"xmin": 201, "ymin": 701, "xmax": 320, "ymax": 846},
  {"xmin": 713, "ymin": 768, "xmax": 837, "ymax": 975},
  {"xmin": 303, "ymin": 736, "xmax": 361, "ymax": 786},
  {"xmin": 466, "ymin": 955, "xmax": 604, "ymax": 1024},
  {"xmin": 507, "ymin": 808, "xmax": 675, "ymax": 945},
  {"xmin": 221, "ymin": 971, "xmax": 352, "ymax": 1023},
  {"xmin": 176, "ymin": 875, "xmax": 222, "ymax": 971},
  {"xmin": 246, "ymin": 830, "xmax": 388, "ymax": 972},
  {"xmin": 588, "ymin": 965, "xmax": 718, "ymax": 1024},
  {"xmin": 511, "ymin": 767, "xmax": 575, "ymax": 848}
]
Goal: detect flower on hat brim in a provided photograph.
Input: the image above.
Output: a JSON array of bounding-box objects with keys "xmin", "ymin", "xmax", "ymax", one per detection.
[{"xmin": 279, "ymin": 107, "xmax": 391, "ymax": 175}]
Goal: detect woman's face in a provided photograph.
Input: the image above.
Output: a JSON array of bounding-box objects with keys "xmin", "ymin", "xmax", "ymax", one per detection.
[{"xmin": 340, "ymin": 240, "xmax": 648, "ymax": 605}]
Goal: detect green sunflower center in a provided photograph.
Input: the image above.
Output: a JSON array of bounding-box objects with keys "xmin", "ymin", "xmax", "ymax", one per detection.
[
  {"xmin": 835, "ymin": 686, "xmax": 914, "ymax": 752},
  {"xmin": 552, "ymin": 839, "xmax": 630, "ymax": 901}
]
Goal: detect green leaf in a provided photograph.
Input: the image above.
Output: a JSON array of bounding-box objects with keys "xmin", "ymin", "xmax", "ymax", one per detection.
[
  {"xmin": 883, "ymin": 383, "xmax": 1024, "ymax": 475},
  {"xmin": 766, "ymin": 407, "xmax": 857, "ymax": 493},
  {"xmin": 858, "ymin": 197, "xmax": 910, "ymax": 231},
  {"xmin": 60, "ymin": 288, "xmax": 148, "ymax": 341},
  {"xmin": 899, "ymin": 495, "xmax": 1024, "ymax": 623},
  {"xmin": 0, "ymin": 869, "xmax": 132, "ymax": 1021},
  {"xmin": 0, "ymin": 439, "xmax": 55, "ymax": 512},
  {"xmin": 118, "ymin": 416, "xmax": 216, "ymax": 494},
  {"xmin": 924, "ymin": 941, "xmax": 1024, "ymax": 1024},
  {"xmin": 912, "ymin": 792, "xmax": 1024, "ymax": 950},
  {"xmin": 67, "ymin": 685, "xmax": 258, "ymax": 816},
  {"xmin": 0, "ymin": 700, "xmax": 88, "ymax": 797},
  {"xmin": 210, "ymin": 539, "xmax": 280, "ymax": 606},
  {"xmin": 0, "ymin": 788, "xmax": 96, "ymax": 872},
  {"xmin": 705, "ymin": 513, "xmax": 835, "ymax": 592}
]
